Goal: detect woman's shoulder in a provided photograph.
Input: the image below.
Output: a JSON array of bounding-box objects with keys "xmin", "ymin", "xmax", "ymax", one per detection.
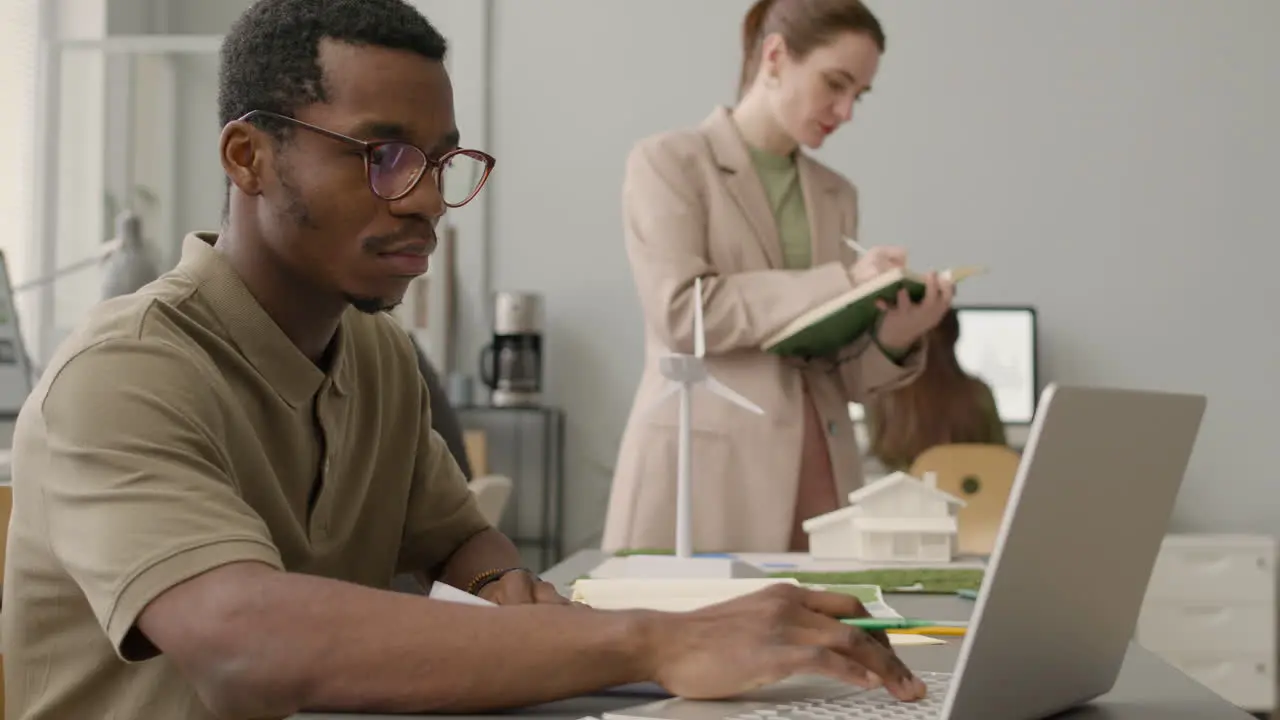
[{"xmin": 627, "ymin": 124, "xmax": 712, "ymax": 167}]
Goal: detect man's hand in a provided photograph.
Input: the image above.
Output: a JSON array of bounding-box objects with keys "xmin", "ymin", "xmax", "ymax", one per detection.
[
  {"xmin": 478, "ymin": 570, "xmax": 570, "ymax": 606},
  {"xmin": 874, "ymin": 271, "xmax": 954, "ymax": 351},
  {"xmin": 645, "ymin": 584, "xmax": 927, "ymax": 702}
]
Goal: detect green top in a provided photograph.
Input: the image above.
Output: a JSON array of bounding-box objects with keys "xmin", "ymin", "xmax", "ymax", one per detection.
[
  {"xmin": 747, "ymin": 144, "xmax": 911, "ymax": 363},
  {"xmin": 747, "ymin": 145, "xmax": 811, "ymax": 270}
]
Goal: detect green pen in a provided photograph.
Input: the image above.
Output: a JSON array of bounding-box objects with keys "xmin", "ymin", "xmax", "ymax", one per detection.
[{"xmin": 842, "ymin": 618, "xmax": 968, "ymax": 630}]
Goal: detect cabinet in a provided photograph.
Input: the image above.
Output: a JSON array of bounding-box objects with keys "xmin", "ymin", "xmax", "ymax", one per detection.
[{"xmin": 1135, "ymin": 534, "xmax": 1276, "ymax": 713}]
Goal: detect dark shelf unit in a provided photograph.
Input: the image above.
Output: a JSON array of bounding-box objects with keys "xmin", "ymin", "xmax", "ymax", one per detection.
[{"xmin": 456, "ymin": 405, "xmax": 565, "ymax": 572}]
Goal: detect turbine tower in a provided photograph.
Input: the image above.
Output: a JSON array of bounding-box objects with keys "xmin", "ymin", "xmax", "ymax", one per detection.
[{"xmin": 601, "ymin": 277, "xmax": 770, "ymax": 579}]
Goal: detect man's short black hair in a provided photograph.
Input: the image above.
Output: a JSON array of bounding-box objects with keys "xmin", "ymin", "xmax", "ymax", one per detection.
[{"xmin": 218, "ymin": 0, "xmax": 447, "ymax": 132}]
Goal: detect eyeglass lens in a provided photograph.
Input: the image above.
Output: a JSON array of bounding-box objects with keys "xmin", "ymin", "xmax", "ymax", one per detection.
[{"xmin": 369, "ymin": 144, "xmax": 488, "ymax": 206}]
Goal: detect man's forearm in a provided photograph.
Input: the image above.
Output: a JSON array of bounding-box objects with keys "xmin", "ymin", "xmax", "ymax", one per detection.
[
  {"xmin": 437, "ymin": 526, "xmax": 527, "ymax": 592},
  {"xmin": 198, "ymin": 565, "xmax": 653, "ymax": 715}
]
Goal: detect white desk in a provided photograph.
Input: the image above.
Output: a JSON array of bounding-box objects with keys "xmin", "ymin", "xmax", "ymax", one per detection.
[
  {"xmin": 1137, "ymin": 534, "xmax": 1276, "ymax": 713},
  {"xmin": 293, "ymin": 550, "xmax": 1256, "ymax": 720}
]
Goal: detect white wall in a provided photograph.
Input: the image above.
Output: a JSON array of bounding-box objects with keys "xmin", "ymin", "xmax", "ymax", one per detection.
[
  {"xmin": 488, "ymin": 0, "xmax": 747, "ymax": 550},
  {"xmin": 486, "ymin": 0, "xmax": 1280, "ymax": 549},
  {"xmin": 94, "ymin": 0, "xmax": 1280, "ymax": 553},
  {"xmin": 146, "ymin": 1, "xmax": 230, "ymax": 269}
]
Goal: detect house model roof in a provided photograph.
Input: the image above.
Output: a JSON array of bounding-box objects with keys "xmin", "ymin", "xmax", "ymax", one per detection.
[
  {"xmin": 801, "ymin": 471, "xmax": 968, "ymax": 534},
  {"xmin": 845, "ymin": 471, "xmax": 967, "ymax": 508}
]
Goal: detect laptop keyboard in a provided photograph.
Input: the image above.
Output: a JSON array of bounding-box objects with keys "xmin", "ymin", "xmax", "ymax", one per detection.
[{"xmin": 725, "ymin": 671, "xmax": 953, "ymax": 720}]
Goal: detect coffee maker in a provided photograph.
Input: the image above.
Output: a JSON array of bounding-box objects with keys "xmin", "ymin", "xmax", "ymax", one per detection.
[{"xmin": 478, "ymin": 292, "xmax": 543, "ymax": 407}]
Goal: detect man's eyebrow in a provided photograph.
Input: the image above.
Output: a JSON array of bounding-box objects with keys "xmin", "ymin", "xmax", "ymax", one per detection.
[
  {"xmin": 350, "ymin": 120, "xmax": 413, "ymax": 141},
  {"xmin": 431, "ymin": 128, "xmax": 461, "ymax": 154}
]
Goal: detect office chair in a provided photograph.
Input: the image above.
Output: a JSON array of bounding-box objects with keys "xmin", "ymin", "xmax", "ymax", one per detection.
[
  {"xmin": 468, "ymin": 474, "xmax": 514, "ymax": 526},
  {"xmin": 910, "ymin": 443, "xmax": 1022, "ymax": 556}
]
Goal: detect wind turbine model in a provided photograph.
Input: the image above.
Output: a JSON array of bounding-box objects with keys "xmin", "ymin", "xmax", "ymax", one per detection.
[{"xmin": 597, "ymin": 277, "xmax": 772, "ymax": 580}]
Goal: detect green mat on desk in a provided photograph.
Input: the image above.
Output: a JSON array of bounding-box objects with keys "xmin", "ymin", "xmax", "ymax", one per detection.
[
  {"xmin": 770, "ymin": 569, "xmax": 984, "ymax": 594},
  {"xmin": 801, "ymin": 583, "xmax": 882, "ymax": 604},
  {"xmin": 609, "ymin": 550, "xmax": 984, "ymax": 593}
]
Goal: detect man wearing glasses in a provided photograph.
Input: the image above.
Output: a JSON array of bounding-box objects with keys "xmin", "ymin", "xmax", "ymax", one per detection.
[{"xmin": 1, "ymin": 0, "xmax": 925, "ymax": 718}]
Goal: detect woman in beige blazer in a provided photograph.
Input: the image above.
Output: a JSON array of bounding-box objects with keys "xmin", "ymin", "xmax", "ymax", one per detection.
[{"xmin": 602, "ymin": 0, "xmax": 954, "ymax": 554}]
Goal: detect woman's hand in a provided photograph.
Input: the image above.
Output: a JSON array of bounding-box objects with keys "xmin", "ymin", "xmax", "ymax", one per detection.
[
  {"xmin": 874, "ymin": 272, "xmax": 954, "ymax": 350},
  {"xmin": 849, "ymin": 246, "xmax": 907, "ymax": 285}
]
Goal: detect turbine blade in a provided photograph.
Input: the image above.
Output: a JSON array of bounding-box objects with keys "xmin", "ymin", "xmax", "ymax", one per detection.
[
  {"xmin": 693, "ymin": 276, "xmax": 706, "ymax": 359},
  {"xmin": 705, "ymin": 376, "xmax": 765, "ymax": 415},
  {"xmin": 639, "ymin": 381, "xmax": 681, "ymax": 417}
]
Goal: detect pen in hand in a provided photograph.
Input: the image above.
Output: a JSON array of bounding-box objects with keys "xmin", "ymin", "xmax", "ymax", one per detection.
[
  {"xmin": 844, "ymin": 236, "xmax": 909, "ymax": 281},
  {"xmin": 843, "ymin": 236, "xmax": 871, "ymax": 256},
  {"xmin": 842, "ymin": 618, "xmax": 967, "ymax": 630},
  {"xmin": 843, "ymin": 617, "xmax": 969, "ymax": 636}
]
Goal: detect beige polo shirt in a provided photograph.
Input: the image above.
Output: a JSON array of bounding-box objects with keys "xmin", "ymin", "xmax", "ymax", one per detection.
[{"xmin": 1, "ymin": 233, "xmax": 490, "ymax": 719}]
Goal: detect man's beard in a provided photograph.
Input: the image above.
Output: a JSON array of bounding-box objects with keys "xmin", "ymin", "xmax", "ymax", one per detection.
[{"xmin": 280, "ymin": 167, "xmax": 397, "ymax": 316}]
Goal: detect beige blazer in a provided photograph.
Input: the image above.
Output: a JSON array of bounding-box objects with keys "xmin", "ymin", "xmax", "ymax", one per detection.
[{"xmin": 601, "ymin": 106, "xmax": 926, "ymax": 553}]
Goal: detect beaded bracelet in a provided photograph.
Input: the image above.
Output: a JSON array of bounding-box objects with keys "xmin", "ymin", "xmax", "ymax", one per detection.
[{"xmin": 466, "ymin": 567, "xmax": 528, "ymax": 596}]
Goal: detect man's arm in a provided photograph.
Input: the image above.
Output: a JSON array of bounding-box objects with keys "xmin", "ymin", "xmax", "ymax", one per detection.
[
  {"xmin": 138, "ymin": 562, "xmax": 650, "ymax": 717},
  {"xmin": 436, "ymin": 525, "xmax": 526, "ymax": 592}
]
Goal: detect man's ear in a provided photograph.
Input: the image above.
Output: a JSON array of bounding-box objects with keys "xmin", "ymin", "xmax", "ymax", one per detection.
[{"xmin": 220, "ymin": 121, "xmax": 267, "ymax": 199}]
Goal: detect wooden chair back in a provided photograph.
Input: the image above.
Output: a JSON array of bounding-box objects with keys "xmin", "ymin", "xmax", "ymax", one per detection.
[
  {"xmin": 468, "ymin": 474, "xmax": 513, "ymax": 527},
  {"xmin": 910, "ymin": 443, "xmax": 1022, "ymax": 556}
]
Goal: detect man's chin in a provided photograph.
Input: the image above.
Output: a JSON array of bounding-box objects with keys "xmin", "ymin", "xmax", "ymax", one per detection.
[{"xmin": 346, "ymin": 294, "xmax": 400, "ymax": 315}]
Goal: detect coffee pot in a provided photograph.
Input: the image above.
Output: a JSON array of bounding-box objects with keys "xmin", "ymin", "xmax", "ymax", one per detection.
[{"xmin": 478, "ymin": 292, "xmax": 543, "ymax": 407}]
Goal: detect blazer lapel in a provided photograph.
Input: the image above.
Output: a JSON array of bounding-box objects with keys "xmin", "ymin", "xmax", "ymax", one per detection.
[
  {"xmin": 700, "ymin": 107, "xmax": 784, "ymax": 268},
  {"xmin": 797, "ymin": 153, "xmax": 844, "ymax": 268}
]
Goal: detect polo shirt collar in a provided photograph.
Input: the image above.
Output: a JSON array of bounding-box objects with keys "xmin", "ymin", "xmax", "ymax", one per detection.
[{"xmin": 177, "ymin": 233, "xmax": 352, "ymax": 407}]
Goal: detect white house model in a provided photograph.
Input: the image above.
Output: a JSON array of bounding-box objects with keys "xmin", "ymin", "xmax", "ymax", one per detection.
[{"xmin": 802, "ymin": 471, "xmax": 967, "ymax": 563}]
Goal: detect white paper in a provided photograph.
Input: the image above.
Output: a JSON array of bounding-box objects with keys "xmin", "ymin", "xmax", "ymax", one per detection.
[{"xmin": 428, "ymin": 581, "xmax": 496, "ymax": 606}]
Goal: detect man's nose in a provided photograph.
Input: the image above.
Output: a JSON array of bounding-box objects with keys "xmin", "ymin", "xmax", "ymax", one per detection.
[{"xmin": 392, "ymin": 168, "xmax": 447, "ymax": 221}]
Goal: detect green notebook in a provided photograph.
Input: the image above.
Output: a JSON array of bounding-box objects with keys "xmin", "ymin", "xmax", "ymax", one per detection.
[{"xmin": 762, "ymin": 265, "xmax": 986, "ymax": 358}]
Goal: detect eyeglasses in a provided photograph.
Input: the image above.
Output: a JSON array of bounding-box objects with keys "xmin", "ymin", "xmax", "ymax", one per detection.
[{"xmin": 236, "ymin": 110, "xmax": 495, "ymax": 207}]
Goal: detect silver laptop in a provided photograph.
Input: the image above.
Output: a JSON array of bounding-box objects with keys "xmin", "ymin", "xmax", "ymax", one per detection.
[{"xmin": 604, "ymin": 384, "xmax": 1206, "ymax": 720}]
